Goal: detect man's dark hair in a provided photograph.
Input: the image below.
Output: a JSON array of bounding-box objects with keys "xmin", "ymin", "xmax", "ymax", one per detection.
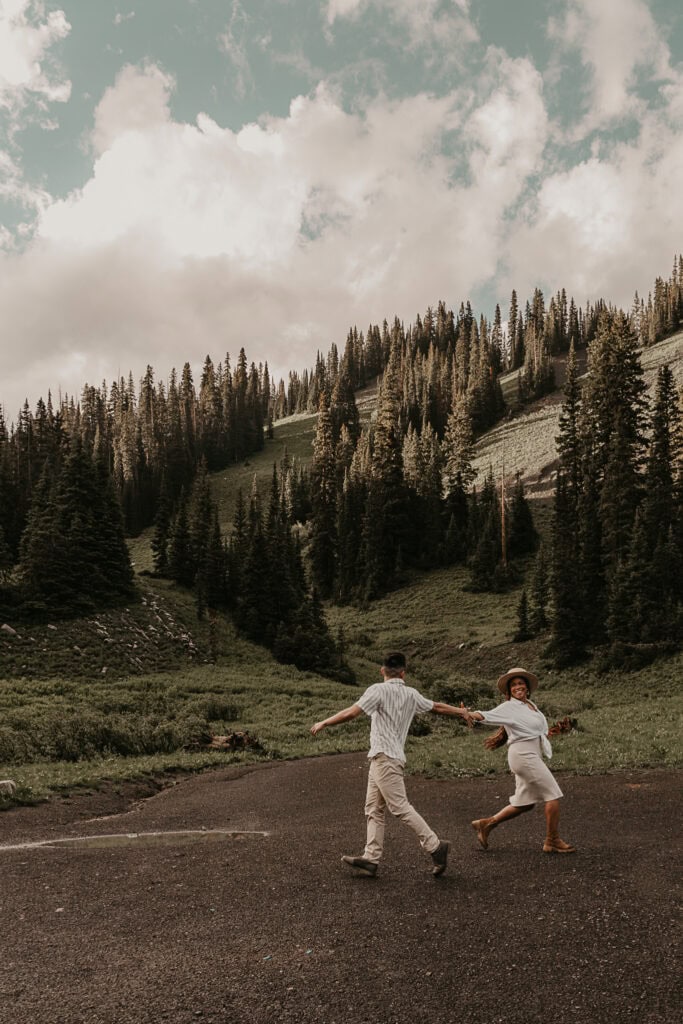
[{"xmin": 382, "ymin": 652, "xmax": 406, "ymax": 671}]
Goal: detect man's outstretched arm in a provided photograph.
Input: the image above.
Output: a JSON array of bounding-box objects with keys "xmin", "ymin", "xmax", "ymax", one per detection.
[
  {"xmin": 432, "ymin": 701, "xmax": 475, "ymax": 726},
  {"xmin": 311, "ymin": 704, "xmax": 363, "ymax": 735}
]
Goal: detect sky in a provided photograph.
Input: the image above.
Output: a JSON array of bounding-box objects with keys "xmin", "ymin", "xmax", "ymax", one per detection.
[{"xmin": 1, "ymin": 0, "xmax": 683, "ymax": 422}]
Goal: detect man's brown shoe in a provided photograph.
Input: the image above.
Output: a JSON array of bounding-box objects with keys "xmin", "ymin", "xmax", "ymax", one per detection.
[
  {"xmin": 341, "ymin": 855, "xmax": 377, "ymax": 876},
  {"xmin": 543, "ymin": 836, "xmax": 576, "ymax": 854},
  {"xmin": 471, "ymin": 817, "xmax": 496, "ymax": 850},
  {"xmin": 431, "ymin": 840, "xmax": 449, "ymax": 876}
]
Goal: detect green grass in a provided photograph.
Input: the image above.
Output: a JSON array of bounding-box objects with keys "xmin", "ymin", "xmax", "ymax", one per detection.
[
  {"xmin": 2, "ymin": 565, "xmax": 681, "ymax": 807},
  {"xmin": 3, "ymin": 346, "xmax": 683, "ymax": 808}
]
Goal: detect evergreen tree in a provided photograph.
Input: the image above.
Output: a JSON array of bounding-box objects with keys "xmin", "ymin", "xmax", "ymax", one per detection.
[
  {"xmin": 227, "ymin": 487, "xmax": 247, "ymax": 608},
  {"xmin": 335, "ymin": 468, "xmax": 366, "ymax": 603},
  {"xmin": 547, "ymin": 473, "xmax": 586, "ymax": 664},
  {"xmin": 168, "ymin": 491, "xmax": 195, "ymax": 588},
  {"xmin": 360, "ymin": 352, "xmax": 408, "ymax": 597},
  {"xmin": 577, "ymin": 449, "xmax": 605, "ymax": 643},
  {"xmin": 528, "ymin": 543, "xmax": 549, "ymax": 634},
  {"xmin": 151, "ymin": 472, "xmax": 173, "ymax": 575},
  {"xmin": 310, "ymin": 396, "xmax": 338, "ymax": 598},
  {"xmin": 467, "ymin": 473, "xmax": 503, "ymax": 590},
  {"xmin": 514, "ymin": 589, "xmax": 531, "ymax": 641},
  {"xmin": 556, "ymin": 342, "xmax": 582, "ymax": 501},
  {"xmin": 195, "ymin": 510, "xmax": 225, "ymax": 618},
  {"xmin": 19, "ymin": 438, "xmax": 134, "ymax": 614},
  {"xmin": 189, "ymin": 461, "xmax": 213, "ymax": 562},
  {"xmin": 641, "ymin": 365, "xmax": 680, "ymax": 547},
  {"xmin": 0, "ymin": 524, "xmax": 12, "ymax": 584},
  {"xmin": 507, "ymin": 474, "xmax": 538, "ymax": 558},
  {"xmin": 441, "ymin": 398, "xmax": 475, "ymax": 562}
]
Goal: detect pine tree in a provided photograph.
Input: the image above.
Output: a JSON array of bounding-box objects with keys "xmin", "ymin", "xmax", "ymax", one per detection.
[
  {"xmin": 195, "ymin": 510, "xmax": 225, "ymax": 618},
  {"xmin": 556, "ymin": 342, "xmax": 582, "ymax": 500},
  {"xmin": 0, "ymin": 524, "xmax": 12, "ymax": 584},
  {"xmin": 577, "ymin": 449, "xmax": 605, "ymax": 643},
  {"xmin": 360, "ymin": 351, "xmax": 408, "ymax": 597},
  {"xmin": 168, "ymin": 491, "xmax": 195, "ymax": 588},
  {"xmin": 92, "ymin": 452, "xmax": 136, "ymax": 603},
  {"xmin": 151, "ymin": 472, "xmax": 173, "ymax": 575},
  {"xmin": 548, "ymin": 473, "xmax": 586, "ymax": 664},
  {"xmin": 514, "ymin": 589, "xmax": 531, "ymax": 641},
  {"xmin": 310, "ymin": 396, "xmax": 338, "ymax": 598},
  {"xmin": 468, "ymin": 473, "xmax": 503, "ymax": 590},
  {"xmin": 227, "ymin": 488, "xmax": 247, "ymax": 608},
  {"xmin": 641, "ymin": 365, "xmax": 680, "ymax": 547},
  {"xmin": 188, "ymin": 460, "xmax": 214, "ymax": 579},
  {"xmin": 529, "ymin": 543, "xmax": 550, "ymax": 634},
  {"xmin": 335, "ymin": 469, "xmax": 366, "ymax": 603},
  {"xmin": 441, "ymin": 398, "xmax": 475, "ymax": 562},
  {"xmin": 19, "ymin": 438, "xmax": 134, "ymax": 614},
  {"xmin": 507, "ymin": 474, "xmax": 538, "ymax": 558}
]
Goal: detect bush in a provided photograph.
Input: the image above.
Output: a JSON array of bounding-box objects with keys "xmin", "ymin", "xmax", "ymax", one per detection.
[
  {"xmin": 0, "ymin": 706, "xmax": 220, "ymax": 765},
  {"xmin": 602, "ymin": 641, "xmax": 675, "ymax": 673},
  {"xmin": 184, "ymin": 697, "xmax": 240, "ymax": 722},
  {"xmin": 0, "ymin": 726, "xmax": 32, "ymax": 764},
  {"xmin": 173, "ymin": 714, "xmax": 213, "ymax": 749},
  {"xmin": 434, "ymin": 679, "xmax": 494, "ymax": 707}
]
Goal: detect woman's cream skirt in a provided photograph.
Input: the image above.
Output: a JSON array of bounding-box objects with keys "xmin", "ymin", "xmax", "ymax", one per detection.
[{"xmin": 507, "ymin": 738, "xmax": 563, "ymax": 805}]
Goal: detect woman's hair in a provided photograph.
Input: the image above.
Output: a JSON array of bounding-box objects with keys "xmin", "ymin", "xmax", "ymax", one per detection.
[
  {"xmin": 482, "ymin": 678, "xmax": 530, "ymax": 750},
  {"xmin": 484, "ymin": 727, "xmax": 507, "ymax": 750}
]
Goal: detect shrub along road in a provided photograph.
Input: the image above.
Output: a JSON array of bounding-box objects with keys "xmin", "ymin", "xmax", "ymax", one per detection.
[{"xmin": 0, "ymin": 754, "xmax": 679, "ymax": 1024}]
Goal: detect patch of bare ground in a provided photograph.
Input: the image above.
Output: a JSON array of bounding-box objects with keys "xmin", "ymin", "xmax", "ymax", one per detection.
[{"xmin": 0, "ymin": 755, "xmax": 679, "ymax": 1024}]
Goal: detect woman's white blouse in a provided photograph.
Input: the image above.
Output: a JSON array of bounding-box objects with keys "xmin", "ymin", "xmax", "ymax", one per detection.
[{"xmin": 478, "ymin": 698, "xmax": 553, "ymax": 758}]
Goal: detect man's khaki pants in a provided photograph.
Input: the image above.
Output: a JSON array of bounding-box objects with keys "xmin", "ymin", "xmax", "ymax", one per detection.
[{"xmin": 363, "ymin": 753, "xmax": 439, "ymax": 863}]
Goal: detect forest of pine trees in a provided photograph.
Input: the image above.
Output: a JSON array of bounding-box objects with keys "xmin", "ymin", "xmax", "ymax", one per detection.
[
  {"xmin": 544, "ymin": 313, "xmax": 683, "ymax": 667},
  {"xmin": 0, "ymin": 349, "xmax": 270, "ymax": 618},
  {"xmin": 304, "ymin": 316, "xmax": 538, "ymax": 604},
  {"xmin": 1, "ymin": 255, "xmax": 682, "ymax": 669}
]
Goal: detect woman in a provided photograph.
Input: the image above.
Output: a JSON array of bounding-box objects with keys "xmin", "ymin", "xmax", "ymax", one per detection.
[{"xmin": 466, "ymin": 667, "xmax": 575, "ymax": 854}]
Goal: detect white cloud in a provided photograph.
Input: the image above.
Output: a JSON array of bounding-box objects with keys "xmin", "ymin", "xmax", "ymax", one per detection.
[
  {"xmin": 0, "ymin": 147, "xmax": 51, "ymax": 223},
  {"xmin": 548, "ymin": 0, "xmax": 673, "ymax": 135},
  {"xmin": 502, "ymin": 65, "xmax": 683, "ymax": 309},
  {"xmin": 325, "ymin": 0, "xmax": 478, "ymax": 49},
  {"xmin": 219, "ymin": 0, "xmax": 253, "ymax": 100},
  {"xmin": 326, "ymin": 0, "xmax": 363, "ymax": 23},
  {"xmin": 0, "ymin": 0, "xmax": 71, "ymax": 111},
  {"xmin": 114, "ymin": 11, "xmax": 135, "ymax": 26},
  {"xmin": 91, "ymin": 63, "xmax": 175, "ymax": 156},
  {"xmin": 0, "ymin": 0, "xmax": 71, "ymax": 246},
  {"xmin": 1, "ymin": 53, "xmax": 547, "ymax": 417},
  {"xmin": 3, "ymin": 18, "xmax": 682, "ymax": 424}
]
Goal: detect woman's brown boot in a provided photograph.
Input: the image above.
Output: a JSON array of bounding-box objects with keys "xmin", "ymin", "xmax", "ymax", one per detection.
[
  {"xmin": 471, "ymin": 817, "xmax": 497, "ymax": 850},
  {"xmin": 543, "ymin": 833, "xmax": 576, "ymax": 853}
]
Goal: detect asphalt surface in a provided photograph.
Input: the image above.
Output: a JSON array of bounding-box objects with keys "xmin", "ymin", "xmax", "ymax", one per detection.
[{"xmin": 0, "ymin": 754, "xmax": 680, "ymax": 1024}]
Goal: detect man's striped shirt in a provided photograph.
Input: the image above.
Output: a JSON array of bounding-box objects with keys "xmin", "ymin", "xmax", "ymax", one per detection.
[{"xmin": 357, "ymin": 678, "xmax": 434, "ymax": 764}]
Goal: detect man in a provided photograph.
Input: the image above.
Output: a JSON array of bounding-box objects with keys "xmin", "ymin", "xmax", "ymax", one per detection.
[{"xmin": 310, "ymin": 651, "xmax": 471, "ymax": 877}]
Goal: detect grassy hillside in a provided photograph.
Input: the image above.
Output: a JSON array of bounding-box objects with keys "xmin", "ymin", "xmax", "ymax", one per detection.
[
  {"xmin": 2, "ymin": 335, "xmax": 682, "ymax": 807},
  {"xmin": 477, "ymin": 331, "xmax": 683, "ymax": 499}
]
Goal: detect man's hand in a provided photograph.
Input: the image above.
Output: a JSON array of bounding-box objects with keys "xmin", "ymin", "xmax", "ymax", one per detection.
[{"xmin": 310, "ymin": 704, "xmax": 362, "ymax": 736}]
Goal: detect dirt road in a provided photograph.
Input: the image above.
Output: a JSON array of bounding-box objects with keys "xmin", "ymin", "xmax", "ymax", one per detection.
[{"xmin": 0, "ymin": 755, "xmax": 679, "ymax": 1024}]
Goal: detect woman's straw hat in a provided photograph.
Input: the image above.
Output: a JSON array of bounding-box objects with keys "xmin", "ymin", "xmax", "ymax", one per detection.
[{"xmin": 496, "ymin": 667, "xmax": 539, "ymax": 694}]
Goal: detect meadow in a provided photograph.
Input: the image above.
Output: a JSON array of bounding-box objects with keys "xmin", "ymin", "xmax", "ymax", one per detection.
[
  {"xmin": 1, "ymin": 560, "xmax": 680, "ymax": 808},
  {"xmin": 2, "ymin": 334, "xmax": 682, "ymax": 807}
]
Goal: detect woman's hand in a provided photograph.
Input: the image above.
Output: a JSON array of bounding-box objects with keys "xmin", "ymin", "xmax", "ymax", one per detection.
[{"xmin": 455, "ymin": 702, "xmax": 476, "ymax": 728}]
